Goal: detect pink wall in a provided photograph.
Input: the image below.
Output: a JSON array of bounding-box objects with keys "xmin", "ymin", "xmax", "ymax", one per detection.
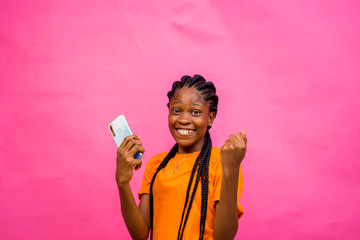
[{"xmin": 1, "ymin": 0, "xmax": 360, "ymax": 239}]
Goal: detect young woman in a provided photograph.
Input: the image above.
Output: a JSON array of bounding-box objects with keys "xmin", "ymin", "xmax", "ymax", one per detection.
[{"xmin": 116, "ymin": 75, "xmax": 247, "ymax": 240}]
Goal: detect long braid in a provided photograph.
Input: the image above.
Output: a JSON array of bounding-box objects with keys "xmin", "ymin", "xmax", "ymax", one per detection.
[
  {"xmin": 149, "ymin": 144, "xmax": 178, "ymax": 240},
  {"xmin": 178, "ymin": 131, "xmax": 212, "ymax": 240},
  {"xmin": 178, "ymin": 132, "xmax": 209, "ymax": 240},
  {"xmin": 176, "ymin": 144, "xmax": 206, "ymax": 240},
  {"xmin": 150, "ymin": 74, "xmax": 218, "ymax": 240},
  {"xmin": 199, "ymin": 133, "xmax": 212, "ymax": 239}
]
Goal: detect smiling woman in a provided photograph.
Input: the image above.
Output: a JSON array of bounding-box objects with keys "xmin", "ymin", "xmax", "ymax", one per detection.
[
  {"xmin": 115, "ymin": 75, "xmax": 247, "ymax": 240},
  {"xmin": 168, "ymin": 86, "xmax": 215, "ymax": 154}
]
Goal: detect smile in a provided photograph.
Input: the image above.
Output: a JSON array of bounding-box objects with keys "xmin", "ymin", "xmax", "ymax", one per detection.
[{"xmin": 176, "ymin": 129, "xmax": 196, "ymax": 135}]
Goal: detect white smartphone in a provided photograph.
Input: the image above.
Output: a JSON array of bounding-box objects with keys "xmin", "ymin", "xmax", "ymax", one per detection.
[{"xmin": 108, "ymin": 115, "xmax": 142, "ymax": 159}]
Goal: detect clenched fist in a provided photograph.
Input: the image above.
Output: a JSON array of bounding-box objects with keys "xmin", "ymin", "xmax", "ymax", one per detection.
[{"xmin": 220, "ymin": 130, "xmax": 247, "ymax": 176}]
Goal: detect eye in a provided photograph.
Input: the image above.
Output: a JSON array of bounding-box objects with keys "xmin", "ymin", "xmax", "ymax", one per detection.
[
  {"xmin": 191, "ymin": 109, "xmax": 201, "ymax": 115},
  {"xmin": 171, "ymin": 108, "xmax": 181, "ymax": 114}
]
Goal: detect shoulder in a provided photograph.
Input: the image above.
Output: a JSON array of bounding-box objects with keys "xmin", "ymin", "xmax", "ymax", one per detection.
[
  {"xmin": 208, "ymin": 147, "xmax": 222, "ymax": 184},
  {"xmin": 209, "ymin": 146, "xmax": 221, "ymax": 169},
  {"xmin": 210, "ymin": 146, "xmax": 221, "ymax": 162},
  {"xmin": 210, "ymin": 146, "xmax": 220, "ymax": 157},
  {"xmin": 144, "ymin": 152, "xmax": 168, "ymax": 172}
]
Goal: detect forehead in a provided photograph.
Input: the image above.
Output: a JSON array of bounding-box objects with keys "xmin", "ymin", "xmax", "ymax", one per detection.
[{"xmin": 171, "ymin": 87, "xmax": 206, "ymax": 105}]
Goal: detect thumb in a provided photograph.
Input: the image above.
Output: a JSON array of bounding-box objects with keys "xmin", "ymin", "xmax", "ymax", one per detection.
[{"xmin": 240, "ymin": 130, "xmax": 247, "ymax": 144}]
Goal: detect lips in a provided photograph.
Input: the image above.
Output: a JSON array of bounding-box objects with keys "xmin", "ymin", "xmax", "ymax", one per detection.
[{"xmin": 176, "ymin": 128, "xmax": 196, "ymax": 135}]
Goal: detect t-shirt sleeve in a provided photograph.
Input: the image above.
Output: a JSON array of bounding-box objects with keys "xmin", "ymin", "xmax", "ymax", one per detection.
[
  {"xmin": 213, "ymin": 161, "xmax": 244, "ymax": 219},
  {"xmin": 138, "ymin": 152, "xmax": 167, "ymax": 199}
]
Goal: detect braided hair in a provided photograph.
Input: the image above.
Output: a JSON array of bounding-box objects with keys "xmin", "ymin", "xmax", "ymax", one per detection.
[{"xmin": 149, "ymin": 74, "xmax": 219, "ymax": 240}]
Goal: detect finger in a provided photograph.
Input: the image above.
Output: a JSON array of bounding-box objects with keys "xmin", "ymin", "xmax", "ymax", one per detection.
[
  {"xmin": 225, "ymin": 139, "xmax": 231, "ymax": 146},
  {"xmin": 224, "ymin": 139, "xmax": 236, "ymax": 151},
  {"xmin": 240, "ymin": 130, "xmax": 247, "ymax": 144},
  {"xmin": 235, "ymin": 131, "xmax": 246, "ymax": 145},
  {"xmin": 123, "ymin": 135, "xmax": 141, "ymax": 149},
  {"xmin": 129, "ymin": 145, "xmax": 145, "ymax": 157},
  {"xmin": 134, "ymin": 161, "xmax": 142, "ymax": 170},
  {"xmin": 235, "ymin": 132, "xmax": 244, "ymax": 145},
  {"xmin": 220, "ymin": 144, "xmax": 228, "ymax": 153},
  {"xmin": 124, "ymin": 139, "xmax": 143, "ymax": 152},
  {"xmin": 131, "ymin": 159, "xmax": 142, "ymax": 168},
  {"xmin": 119, "ymin": 135, "xmax": 139, "ymax": 150},
  {"xmin": 229, "ymin": 134, "xmax": 239, "ymax": 146}
]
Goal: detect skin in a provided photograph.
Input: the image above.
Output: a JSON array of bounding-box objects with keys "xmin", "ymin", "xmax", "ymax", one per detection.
[
  {"xmin": 168, "ymin": 87, "xmax": 215, "ymax": 154},
  {"xmin": 116, "ymin": 86, "xmax": 247, "ymax": 240}
]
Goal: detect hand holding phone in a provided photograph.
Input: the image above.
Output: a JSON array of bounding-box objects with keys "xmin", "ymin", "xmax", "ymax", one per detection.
[{"xmin": 109, "ymin": 115, "xmax": 142, "ymax": 159}]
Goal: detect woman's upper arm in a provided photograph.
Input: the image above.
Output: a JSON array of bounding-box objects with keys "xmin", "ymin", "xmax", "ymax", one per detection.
[{"xmin": 138, "ymin": 193, "xmax": 151, "ymax": 231}]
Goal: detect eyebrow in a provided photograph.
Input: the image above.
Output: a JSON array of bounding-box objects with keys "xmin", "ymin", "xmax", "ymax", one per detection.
[{"xmin": 171, "ymin": 102, "xmax": 201, "ymax": 107}]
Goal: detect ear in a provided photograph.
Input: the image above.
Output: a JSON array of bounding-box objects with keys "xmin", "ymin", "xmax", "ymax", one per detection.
[{"xmin": 208, "ymin": 112, "xmax": 216, "ymax": 127}]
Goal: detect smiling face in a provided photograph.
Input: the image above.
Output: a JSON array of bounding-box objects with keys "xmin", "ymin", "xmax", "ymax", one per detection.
[{"xmin": 168, "ymin": 87, "xmax": 215, "ymax": 154}]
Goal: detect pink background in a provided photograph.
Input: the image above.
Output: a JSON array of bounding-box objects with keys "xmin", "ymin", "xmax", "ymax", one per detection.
[{"xmin": 1, "ymin": 0, "xmax": 360, "ymax": 239}]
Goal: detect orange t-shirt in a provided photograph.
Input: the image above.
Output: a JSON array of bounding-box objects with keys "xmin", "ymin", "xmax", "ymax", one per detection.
[{"xmin": 138, "ymin": 147, "xmax": 244, "ymax": 240}]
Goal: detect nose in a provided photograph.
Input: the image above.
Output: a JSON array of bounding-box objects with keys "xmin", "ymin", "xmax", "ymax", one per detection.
[{"xmin": 178, "ymin": 112, "xmax": 191, "ymax": 125}]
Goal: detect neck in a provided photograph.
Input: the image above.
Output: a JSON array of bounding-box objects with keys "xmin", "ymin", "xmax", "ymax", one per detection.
[{"xmin": 177, "ymin": 139, "xmax": 204, "ymax": 154}]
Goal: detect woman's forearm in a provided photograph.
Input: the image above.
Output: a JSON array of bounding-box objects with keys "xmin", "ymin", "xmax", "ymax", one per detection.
[
  {"xmin": 213, "ymin": 170, "xmax": 239, "ymax": 240},
  {"xmin": 118, "ymin": 183, "xmax": 150, "ymax": 240}
]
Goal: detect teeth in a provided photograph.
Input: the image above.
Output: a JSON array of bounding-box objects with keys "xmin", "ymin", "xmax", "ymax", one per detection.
[{"xmin": 178, "ymin": 129, "xmax": 194, "ymax": 135}]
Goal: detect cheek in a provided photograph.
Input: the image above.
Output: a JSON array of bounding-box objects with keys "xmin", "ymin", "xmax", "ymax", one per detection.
[
  {"xmin": 168, "ymin": 115, "xmax": 177, "ymax": 130},
  {"xmin": 168, "ymin": 115, "xmax": 175, "ymax": 124},
  {"xmin": 195, "ymin": 117, "xmax": 208, "ymax": 129}
]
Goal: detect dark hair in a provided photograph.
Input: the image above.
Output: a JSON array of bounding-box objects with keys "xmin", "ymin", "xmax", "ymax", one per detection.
[{"xmin": 149, "ymin": 74, "xmax": 219, "ymax": 240}]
